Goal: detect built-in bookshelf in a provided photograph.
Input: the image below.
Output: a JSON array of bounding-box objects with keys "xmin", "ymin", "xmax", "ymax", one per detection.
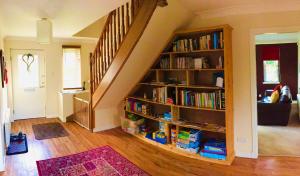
[{"xmin": 122, "ymin": 25, "xmax": 234, "ymax": 165}]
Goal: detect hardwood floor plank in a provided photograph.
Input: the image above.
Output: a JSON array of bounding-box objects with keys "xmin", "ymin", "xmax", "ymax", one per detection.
[{"xmin": 0, "ymin": 118, "xmax": 300, "ymax": 176}]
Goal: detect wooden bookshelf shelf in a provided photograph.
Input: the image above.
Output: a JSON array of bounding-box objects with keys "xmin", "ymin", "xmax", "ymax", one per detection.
[
  {"xmin": 139, "ymin": 82, "xmax": 224, "ymax": 90},
  {"xmin": 127, "ymin": 97, "xmax": 173, "ymax": 106},
  {"xmin": 126, "ymin": 110, "xmax": 226, "ymax": 133},
  {"xmin": 127, "ymin": 97, "xmax": 225, "ymax": 112},
  {"xmin": 150, "ymin": 68, "xmax": 224, "ymax": 71},
  {"xmin": 123, "ymin": 25, "xmax": 234, "ymax": 165},
  {"xmin": 132, "ymin": 133, "xmax": 234, "ymax": 165},
  {"xmin": 176, "ymin": 104, "xmax": 226, "ymax": 112},
  {"xmin": 161, "ymin": 48, "xmax": 224, "ymax": 55}
]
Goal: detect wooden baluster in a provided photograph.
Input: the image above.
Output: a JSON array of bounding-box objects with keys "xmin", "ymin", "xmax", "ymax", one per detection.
[
  {"xmin": 92, "ymin": 54, "xmax": 96, "ymax": 92},
  {"xmin": 97, "ymin": 43, "xmax": 101, "ymax": 80},
  {"xmin": 110, "ymin": 17, "xmax": 113, "ymax": 62},
  {"xmin": 126, "ymin": 3, "xmax": 130, "ymax": 30},
  {"xmin": 137, "ymin": 0, "xmax": 140, "ymax": 9},
  {"xmin": 95, "ymin": 46, "xmax": 98, "ymax": 86},
  {"xmin": 114, "ymin": 11, "xmax": 117, "ymax": 55},
  {"xmin": 89, "ymin": 53, "xmax": 93, "ymax": 93},
  {"xmin": 131, "ymin": 0, "xmax": 134, "ymax": 19},
  {"xmin": 95, "ymin": 53, "xmax": 98, "ymax": 88},
  {"xmin": 106, "ymin": 22, "xmax": 110, "ymax": 69},
  {"xmin": 103, "ymin": 28, "xmax": 107, "ymax": 71},
  {"xmin": 121, "ymin": 5, "xmax": 125, "ymax": 40},
  {"xmin": 117, "ymin": 8, "xmax": 121, "ymax": 47},
  {"xmin": 101, "ymin": 37, "xmax": 105, "ymax": 78}
]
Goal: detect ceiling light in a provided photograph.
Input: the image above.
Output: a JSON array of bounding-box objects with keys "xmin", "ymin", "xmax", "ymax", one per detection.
[
  {"xmin": 264, "ymin": 33, "xmax": 278, "ymax": 35},
  {"xmin": 37, "ymin": 18, "xmax": 53, "ymax": 44}
]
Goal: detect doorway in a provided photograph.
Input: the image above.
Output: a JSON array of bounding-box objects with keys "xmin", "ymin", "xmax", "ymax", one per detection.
[
  {"xmin": 11, "ymin": 49, "xmax": 46, "ymax": 120},
  {"xmin": 254, "ymin": 33, "xmax": 299, "ymax": 156}
]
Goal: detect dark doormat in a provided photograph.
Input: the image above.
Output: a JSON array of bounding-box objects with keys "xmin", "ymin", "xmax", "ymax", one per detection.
[
  {"xmin": 7, "ymin": 133, "xmax": 28, "ymax": 155},
  {"xmin": 32, "ymin": 122, "xmax": 69, "ymax": 140}
]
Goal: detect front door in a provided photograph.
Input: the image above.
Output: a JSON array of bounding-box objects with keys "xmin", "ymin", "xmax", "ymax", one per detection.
[{"xmin": 11, "ymin": 49, "xmax": 46, "ymax": 120}]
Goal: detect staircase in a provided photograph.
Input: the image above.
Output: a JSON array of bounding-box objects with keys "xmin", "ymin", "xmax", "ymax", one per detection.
[
  {"xmin": 90, "ymin": 0, "xmax": 165, "ymax": 110},
  {"xmin": 89, "ymin": 0, "xmax": 191, "ymax": 131}
]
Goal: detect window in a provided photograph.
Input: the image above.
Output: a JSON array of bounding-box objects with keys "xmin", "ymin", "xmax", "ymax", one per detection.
[
  {"xmin": 263, "ymin": 60, "xmax": 280, "ymax": 84},
  {"xmin": 63, "ymin": 47, "xmax": 81, "ymax": 89}
]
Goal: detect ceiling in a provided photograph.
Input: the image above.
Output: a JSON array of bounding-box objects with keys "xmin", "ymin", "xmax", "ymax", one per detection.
[
  {"xmin": 2, "ymin": 0, "xmax": 300, "ymax": 38},
  {"xmin": 178, "ymin": 0, "xmax": 300, "ymax": 18},
  {"xmin": 0, "ymin": 0, "xmax": 128, "ymax": 38}
]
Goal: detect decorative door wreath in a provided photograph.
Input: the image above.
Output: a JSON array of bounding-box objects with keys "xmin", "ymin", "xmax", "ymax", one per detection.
[{"xmin": 22, "ymin": 53, "xmax": 35, "ymax": 71}]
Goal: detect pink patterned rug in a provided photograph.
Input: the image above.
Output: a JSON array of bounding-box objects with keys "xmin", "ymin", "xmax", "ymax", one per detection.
[{"xmin": 36, "ymin": 146, "xmax": 149, "ymax": 176}]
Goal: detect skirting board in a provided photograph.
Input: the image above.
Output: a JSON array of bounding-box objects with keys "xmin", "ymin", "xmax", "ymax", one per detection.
[
  {"xmin": 93, "ymin": 125, "xmax": 121, "ymax": 133},
  {"xmin": 0, "ymin": 150, "xmax": 5, "ymax": 171},
  {"xmin": 46, "ymin": 115, "xmax": 59, "ymax": 119},
  {"xmin": 236, "ymin": 151, "xmax": 258, "ymax": 159}
]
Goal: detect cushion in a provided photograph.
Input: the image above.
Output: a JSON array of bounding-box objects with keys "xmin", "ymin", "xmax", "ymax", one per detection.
[
  {"xmin": 280, "ymin": 85, "xmax": 292, "ymax": 103},
  {"xmin": 273, "ymin": 84, "xmax": 282, "ymax": 93},
  {"xmin": 270, "ymin": 90, "xmax": 280, "ymax": 103}
]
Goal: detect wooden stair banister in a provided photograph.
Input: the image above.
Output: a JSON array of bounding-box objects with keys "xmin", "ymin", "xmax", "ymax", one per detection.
[{"xmin": 90, "ymin": 0, "xmax": 163, "ymax": 111}]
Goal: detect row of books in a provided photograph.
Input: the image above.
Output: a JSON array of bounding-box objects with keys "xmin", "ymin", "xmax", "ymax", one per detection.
[
  {"xmin": 153, "ymin": 87, "xmax": 168, "ymax": 104},
  {"xmin": 199, "ymin": 32, "xmax": 224, "ymax": 50},
  {"xmin": 126, "ymin": 100, "xmax": 151, "ymax": 115},
  {"xmin": 179, "ymin": 90, "xmax": 225, "ymax": 109},
  {"xmin": 172, "ymin": 31, "xmax": 224, "ymax": 52},
  {"xmin": 160, "ymin": 57, "xmax": 170, "ymax": 69},
  {"xmin": 173, "ymin": 57, "xmax": 209, "ymax": 69}
]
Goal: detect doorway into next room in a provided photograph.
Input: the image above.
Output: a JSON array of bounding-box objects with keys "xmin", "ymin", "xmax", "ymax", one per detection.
[{"xmin": 255, "ymin": 32, "xmax": 300, "ymax": 156}]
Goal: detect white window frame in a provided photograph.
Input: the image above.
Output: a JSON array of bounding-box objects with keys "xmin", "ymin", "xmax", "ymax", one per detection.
[
  {"xmin": 62, "ymin": 47, "xmax": 82, "ymax": 89},
  {"xmin": 263, "ymin": 60, "xmax": 280, "ymax": 84}
]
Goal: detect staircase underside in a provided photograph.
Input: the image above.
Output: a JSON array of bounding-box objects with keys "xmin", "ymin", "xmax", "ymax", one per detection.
[
  {"xmin": 92, "ymin": 0, "xmax": 158, "ymax": 109},
  {"xmin": 91, "ymin": 0, "xmax": 192, "ymax": 131}
]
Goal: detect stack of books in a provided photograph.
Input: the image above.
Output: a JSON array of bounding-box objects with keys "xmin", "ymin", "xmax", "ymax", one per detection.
[
  {"xmin": 152, "ymin": 87, "xmax": 168, "ymax": 103},
  {"xmin": 172, "ymin": 38, "xmax": 199, "ymax": 52},
  {"xmin": 171, "ymin": 31, "xmax": 224, "ymax": 52},
  {"xmin": 174, "ymin": 57, "xmax": 193, "ymax": 69},
  {"xmin": 174, "ymin": 57, "xmax": 207, "ymax": 69},
  {"xmin": 176, "ymin": 129, "xmax": 202, "ymax": 153},
  {"xmin": 179, "ymin": 90, "xmax": 225, "ymax": 110},
  {"xmin": 160, "ymin": 57, "xmax": 170, "ymax": 69},
  {"xmin": 200, "ymin": 139, "xmax": 226, "ymax": 160}
]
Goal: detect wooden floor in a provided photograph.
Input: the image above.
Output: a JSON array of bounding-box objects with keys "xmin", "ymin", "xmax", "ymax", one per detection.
[{"xmin": 1, "ymin": 118, "xmax": 300, "ymax": 176}]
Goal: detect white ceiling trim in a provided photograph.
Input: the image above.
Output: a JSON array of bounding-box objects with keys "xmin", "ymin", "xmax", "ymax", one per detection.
[{"xmin": 196, "ymin": 2, "xmax": 300, "ymax": 19}]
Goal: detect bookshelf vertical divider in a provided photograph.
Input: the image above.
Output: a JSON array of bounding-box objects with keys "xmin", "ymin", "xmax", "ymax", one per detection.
[{"xmin": 124, "ymin": 25, "xmax": 234, "ymax": 165}]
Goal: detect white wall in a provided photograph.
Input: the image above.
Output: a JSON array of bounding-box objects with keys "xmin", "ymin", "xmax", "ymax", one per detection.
[
  {"xmin": 187, "ymin": 10, "xmax": 300, "ymax": 157},
  {"xmin": 0, "ymin": 24, "xmax": 7, "ymax": 171},
  {"xmin": 4, "ymin": 37, "xmax": 96, "ymax": 119}
]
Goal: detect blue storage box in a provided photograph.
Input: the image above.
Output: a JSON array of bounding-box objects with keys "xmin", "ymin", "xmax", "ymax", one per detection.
[{"xmin": 145, "ymin": 133, "xmax": 167, "ymax": 144}]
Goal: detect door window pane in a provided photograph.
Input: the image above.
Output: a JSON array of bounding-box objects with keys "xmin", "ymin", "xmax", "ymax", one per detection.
[{"xmin": 17, "ymin": 54, "xmax": 39, "ymax": 88}]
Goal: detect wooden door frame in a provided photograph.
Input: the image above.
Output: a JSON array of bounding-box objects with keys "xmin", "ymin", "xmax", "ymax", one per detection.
[{"xmin": 250, "ymin": 25, "xmax": 300, "ymax": 158}]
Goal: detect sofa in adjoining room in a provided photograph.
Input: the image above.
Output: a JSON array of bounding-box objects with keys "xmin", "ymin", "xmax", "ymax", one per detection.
[{"xmin": 257, "ymin": 85, "xmax": 292, "ymax": 126}]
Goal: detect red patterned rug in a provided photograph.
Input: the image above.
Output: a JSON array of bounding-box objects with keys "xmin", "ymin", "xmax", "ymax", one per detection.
[{"xmin": 36, "ymin": 146, "xmax": 149, "ymax": 176}]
